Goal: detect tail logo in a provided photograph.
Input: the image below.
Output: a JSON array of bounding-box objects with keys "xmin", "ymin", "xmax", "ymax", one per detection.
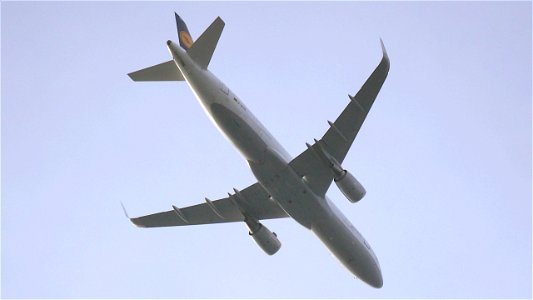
[{"xmin": 179, "ymin": 31, "xmax": 194, "ymax": 49}]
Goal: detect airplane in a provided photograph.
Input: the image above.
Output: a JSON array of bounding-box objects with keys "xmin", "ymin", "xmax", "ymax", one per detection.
[{"xmin": 125, "ymin": 13, "xmax": 389, "ymax": 288}]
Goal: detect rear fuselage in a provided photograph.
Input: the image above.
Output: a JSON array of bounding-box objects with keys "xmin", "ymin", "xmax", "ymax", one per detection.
[{"xmin": 167, "ymin": 41, "xmax": 383, "ymax": 288}]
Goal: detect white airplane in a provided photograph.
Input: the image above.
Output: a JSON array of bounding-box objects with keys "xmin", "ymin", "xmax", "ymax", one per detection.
[{"xmin": 126, "ymin": 13, "xmax": 389, "ymax": 288}]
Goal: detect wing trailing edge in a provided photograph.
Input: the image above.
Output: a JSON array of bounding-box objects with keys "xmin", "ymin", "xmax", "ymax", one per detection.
[{"xmin": 124, "ymin": 183, "xmax": 288, "ymax": 228}]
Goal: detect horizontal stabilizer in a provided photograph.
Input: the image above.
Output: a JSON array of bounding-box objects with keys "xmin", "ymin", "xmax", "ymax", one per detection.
[
  {"xmin": 128, "ymin": 60, "xmax": 184, "ymax": 81},
  {"xmin": 188, "ymin": 17, "xmax": 225, "ymax": 69}
]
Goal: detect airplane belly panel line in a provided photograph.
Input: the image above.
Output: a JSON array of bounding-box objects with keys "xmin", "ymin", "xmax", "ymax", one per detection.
[{"xmin": 126, "ymin": 13, "xmax": 389, "ymax": 288}]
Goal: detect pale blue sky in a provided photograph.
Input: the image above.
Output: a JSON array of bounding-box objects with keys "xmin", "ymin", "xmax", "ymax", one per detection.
[{"xmin": 2, "ymin": 1, "xmax": 531, "ymax": 298}]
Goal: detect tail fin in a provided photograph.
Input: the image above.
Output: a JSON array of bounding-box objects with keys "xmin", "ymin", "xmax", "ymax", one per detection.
[
  {"xmin": 175, "ymin": 13, "xmax": 194, "ymax": 50},
  {"xmin": 128, "ymin": 14, "xmax": 225, "ymax": 82},
  {"xmin": 176, "ymin": 13, "xmax": 225, "ymax": 69}
]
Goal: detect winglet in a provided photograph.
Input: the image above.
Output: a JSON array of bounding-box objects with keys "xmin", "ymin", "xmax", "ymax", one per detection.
[
  {"xmin": 379, "ymin": 38, "xmax": 390, "ymax": 74},
  {"xmin": 121, "ymin": 202, "xmax": 130, "ymax": 219},
  {"xmin": 121, "ymin": 202, "xmax": 148, "ymax": 228},
  {"xmin": 380, "ymin": 38, "xmax": 389, "ymax": 63}
]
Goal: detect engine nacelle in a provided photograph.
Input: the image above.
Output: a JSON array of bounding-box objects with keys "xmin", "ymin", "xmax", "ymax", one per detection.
[
  {"xmin": 245, "ymin": 219, "xmax": 281, "ymax": 255},
  {"xmin": 334, "ymin": 170, "xmax": 366, "ymax": 203}
]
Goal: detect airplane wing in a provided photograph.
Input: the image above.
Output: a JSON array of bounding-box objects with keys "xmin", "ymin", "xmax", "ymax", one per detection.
[
  {"xmin": 126, "ymin": 182, "xmax": 289, "ymax": 228},
  {"xmin": 289, "ymin": 41, "xmax": 390, "ymax": 197}
]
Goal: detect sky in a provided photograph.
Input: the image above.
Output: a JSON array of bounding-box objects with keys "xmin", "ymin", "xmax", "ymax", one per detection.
[{"xmin": 1, "ymin": 1, "xmax": 531, "ymax": 299}]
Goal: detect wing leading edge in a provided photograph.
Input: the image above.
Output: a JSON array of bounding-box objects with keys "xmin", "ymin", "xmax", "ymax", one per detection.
[
  {"xmin": 126, "ymin": 182, "xmax": 288, "ymax": 228},
  {"xmin": 289, "ymin": 40, "xmax": 390, "ymax": 197}
]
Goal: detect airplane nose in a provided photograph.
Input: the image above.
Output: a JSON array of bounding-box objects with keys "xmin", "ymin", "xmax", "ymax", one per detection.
[
  {"xmin": 357, "ymin": 256, "xmax": 383, "ymax": 288},
  {"xmin": 366, "ymin": 256, "xmax": 383, "ymax": 288},
  {"xmin": 167, "ymin": 40, "xmax": 172, "ymax": 46},
  {"xmin": 367, "ymin": 268, "xmax": 383, "ymax": 288}
]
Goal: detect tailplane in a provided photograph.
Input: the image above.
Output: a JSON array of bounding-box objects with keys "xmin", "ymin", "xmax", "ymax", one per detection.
[
  {"xmin": 128, "ymin": 60, "xmax": 184, "ymax": 81},
  {"xmin": 128, "ymin": 13, "xmax": 225, "ymax": 82}
]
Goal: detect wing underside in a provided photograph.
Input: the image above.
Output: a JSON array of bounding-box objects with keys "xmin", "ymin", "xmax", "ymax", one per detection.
[
  {"xmin": 289, "ymin": 41, "xmax": 390, "ymax": 197},
  {"xmin": 127, "ymin": 182, "xmax": 288, "ymax": 228}
]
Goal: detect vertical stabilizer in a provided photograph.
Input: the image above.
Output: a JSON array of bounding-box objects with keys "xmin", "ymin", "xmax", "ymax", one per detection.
[{"xmin": 175, "ymin": 13, "xmax": 194, "ymax": 50}]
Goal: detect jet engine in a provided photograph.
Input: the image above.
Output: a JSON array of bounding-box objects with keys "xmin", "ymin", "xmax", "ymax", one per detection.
[
  {"xmin": 309, "ymin": 141, "xmax": 367, "ymax": 204},
  {"xmin": 245, "ymin": 218, "xmax": 281, "ymax": 255},
  {"xmin": 334, "ymin": 169, "xmax": 366, "ymax": 203}
]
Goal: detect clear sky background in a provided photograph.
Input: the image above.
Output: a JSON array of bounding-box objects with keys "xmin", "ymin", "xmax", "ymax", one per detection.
[{"xmin": 2, "ymin": 1, "xmax": 531, "ymax": 299}]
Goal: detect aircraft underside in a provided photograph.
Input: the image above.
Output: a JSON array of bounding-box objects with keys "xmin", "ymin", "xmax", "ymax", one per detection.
[{"xmin": 126, "ymin": 13, "xmax": 389, "ymax": 288}]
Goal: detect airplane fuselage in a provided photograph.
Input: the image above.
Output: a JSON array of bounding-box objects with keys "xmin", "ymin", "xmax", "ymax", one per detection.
[{"xmin": 167, "ymin": 41, "xmax": 383, "ymax": 288}]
